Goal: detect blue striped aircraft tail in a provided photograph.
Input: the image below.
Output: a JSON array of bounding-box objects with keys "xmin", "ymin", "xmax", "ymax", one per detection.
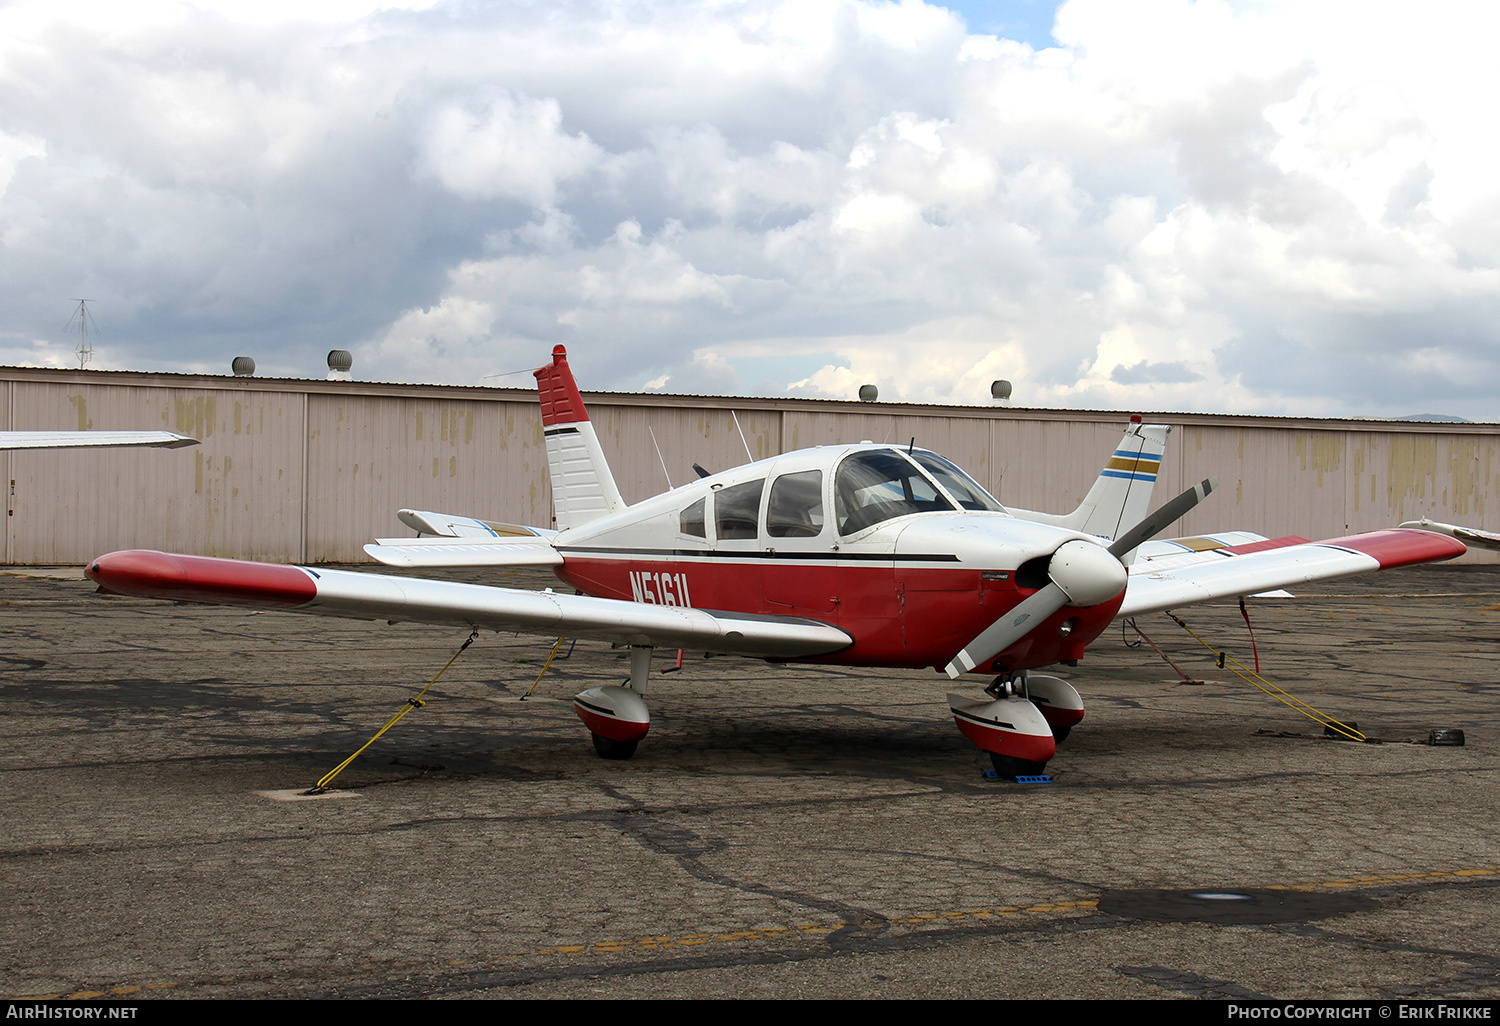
[{"xmin": 1009, "ymin": 418, "xmax": 1169, "ymax": 561}]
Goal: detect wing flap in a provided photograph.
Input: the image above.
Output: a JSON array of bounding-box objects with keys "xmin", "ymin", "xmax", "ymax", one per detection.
[
  {"xmin": 1120, "ymin": 528, "xmax": 1466, "ymax": 617},
  {"xmin": 86, "ymin": 550, "xmax": 851, "ymax": 659}
]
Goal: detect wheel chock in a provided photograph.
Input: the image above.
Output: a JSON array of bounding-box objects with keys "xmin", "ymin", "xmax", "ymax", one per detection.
[{"xmin": 983, "ymin": 770, "xmax": 1053, "ymax": 784}]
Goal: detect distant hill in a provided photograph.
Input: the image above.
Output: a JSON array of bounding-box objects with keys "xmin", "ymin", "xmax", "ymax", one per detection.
[{"xmin": 1397, "ymin": 413, "xmax": 1472, "ymax": 423}]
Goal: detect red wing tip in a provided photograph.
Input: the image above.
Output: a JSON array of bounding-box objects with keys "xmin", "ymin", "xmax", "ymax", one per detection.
[
  {"xmin": 87, "ymin": 549, "xmax": 317, "ymax": 608},
  {"xmin": 1321, "ymin": 528, "xmax": 1469, "ymax": 568}
]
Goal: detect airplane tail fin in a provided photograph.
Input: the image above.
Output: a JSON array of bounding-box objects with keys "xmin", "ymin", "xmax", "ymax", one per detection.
[
  {"xmin": 535, "ymin": 346, "xmax": 625, "ymax": 531},
  {"xmin": 1008, "ymin": 417, "xmax": 1170, "ymax": 560}
]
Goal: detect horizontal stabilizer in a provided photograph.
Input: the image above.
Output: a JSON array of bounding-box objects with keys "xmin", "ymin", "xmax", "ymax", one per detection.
[
  {"xmin": 364, "ymin": 539, "xmax": 563, "ymax": 568},
  {"xmin": 396, "ymin": 508, "xmax": 556, "ymax": 540}
]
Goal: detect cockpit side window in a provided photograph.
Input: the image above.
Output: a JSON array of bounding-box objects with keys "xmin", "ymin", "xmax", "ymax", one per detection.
[
  {"xmin": 715, "ymin": 479, "xmax": 764, "ymax": 540},
  {"xmin": 766, "ymin": 470, "xmax": 824, "ymax": 538},
  {"xmin": 834, "ymin": 451, "xmax": 955, "ymax": 535},
  {"xmin": 909, "ymin": 451, "xmax": 1005, "ymax": 512},
  {"xmin": 679, "ymin": 497, "xmax": 707, "ymax": 538}
]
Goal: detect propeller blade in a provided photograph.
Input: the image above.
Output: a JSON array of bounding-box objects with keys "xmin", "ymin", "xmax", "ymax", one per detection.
[
  {"xmin": 945, "ymin": 582, "xmax": 1068, "ymax": 679},
  {"xmin": 1107, "ymin": 477, "xmax": 1218, "ymax": 560}
]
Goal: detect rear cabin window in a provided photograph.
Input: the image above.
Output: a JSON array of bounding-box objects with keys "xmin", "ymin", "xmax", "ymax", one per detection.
[
  {"xmin": 766, "ymin": 470, "xmax": 824, "ymax": 538},
  {"xmin": 714, "ymin": 479, "xmax": 764, "ymax": 540},
  {"xmin": 679, "ymin": 497, "xmax": 707, "ymax": 538},
  {"xmin": 834, "ymin": 451, "xmax": 955, "ymax": 535}
]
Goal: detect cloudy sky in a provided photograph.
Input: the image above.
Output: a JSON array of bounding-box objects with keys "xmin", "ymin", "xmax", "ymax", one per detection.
[{"xmin": 2, "ymin": 0, "xmax": 1497, "ymax": 419}]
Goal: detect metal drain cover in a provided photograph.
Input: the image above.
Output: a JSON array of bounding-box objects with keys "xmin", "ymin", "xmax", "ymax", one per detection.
[{"xmin": 1098, "ymin": 888, "xmax": 1377, "ymax": 925}]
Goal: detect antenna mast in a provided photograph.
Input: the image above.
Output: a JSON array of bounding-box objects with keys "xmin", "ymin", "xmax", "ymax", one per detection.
[{"xmin": 67, "ymin": 299, "xmax": 95, "ymax": 369}]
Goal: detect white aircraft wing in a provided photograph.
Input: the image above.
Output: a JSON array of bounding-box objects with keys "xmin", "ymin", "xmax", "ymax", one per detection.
[
  {"xmin": 0, "ymin": 431, "xmax": 198, "ymax": 450},
  {"xmin": 85, "ymin": 549, "xmax": 852, "ymax": 659},
  {"xmin": 1120, "ymin": 528, "xmax": 1466, "ymax": 618}
]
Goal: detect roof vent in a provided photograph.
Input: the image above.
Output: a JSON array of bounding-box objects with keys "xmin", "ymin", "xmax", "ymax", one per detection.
[
  {"xmin": 858, "ymin": 384, "xmax": 878, "ymax": 402},
  {"xmin": 327, "ymin": 349, "xmax": 353, "ymax": 381},
  {"xmin": 231, "ymin": 356, "xmax": 255, "ymax": 377}
]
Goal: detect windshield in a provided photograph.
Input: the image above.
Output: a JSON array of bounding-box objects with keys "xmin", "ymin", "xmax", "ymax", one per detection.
[
  {"xmin": 909, "ymin": 451, "xmax": 1005, "ymax": 512},
  {"xmin": 834, "ymin": 450, "xmax": 955, "ymax": 535}
]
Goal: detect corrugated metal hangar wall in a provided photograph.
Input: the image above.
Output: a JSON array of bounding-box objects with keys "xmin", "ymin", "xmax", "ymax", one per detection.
[{"xmin": 3, "ymin": 366, "xmax": 1497, "ymax": 565}]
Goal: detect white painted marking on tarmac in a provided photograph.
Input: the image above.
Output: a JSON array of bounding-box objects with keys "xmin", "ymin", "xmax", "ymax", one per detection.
[{"xmin": 254, "ymin": 788, "xmax": 363, "ymax": 802}]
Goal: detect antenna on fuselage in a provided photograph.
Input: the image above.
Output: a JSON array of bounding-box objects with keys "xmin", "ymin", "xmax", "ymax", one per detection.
[
  {"xmin": 648, "ymin": 426, "xmax": 673, "ymax": 490},
  {"xmin": 731, "ymin": 411, "xmax": 754, "ymax": 464}
]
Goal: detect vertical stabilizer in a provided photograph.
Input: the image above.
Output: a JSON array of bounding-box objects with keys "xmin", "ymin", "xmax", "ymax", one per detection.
[
  {"xmin": 535, "ymin": 346, "xmax": 625, "ymax": 531},
  {"xmin": 1007, "ymin": 417, "xmax": 1170, "ymax": 561}
]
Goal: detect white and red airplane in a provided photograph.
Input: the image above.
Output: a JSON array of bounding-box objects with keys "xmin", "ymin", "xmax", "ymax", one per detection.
[{"xmin": 85, "ymin": 347, "xmax": 1465, "ymax": 776}]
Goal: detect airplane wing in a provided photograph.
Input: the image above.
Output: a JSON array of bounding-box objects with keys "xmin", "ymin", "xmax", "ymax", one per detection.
[
  {"xmin": 1119, "ymin": 528, "xmax": 1466, "ymax": 617},
  {"xmin": 0, "ymin": 431, "xmax": 198, "ymax": 450},
  {"xmin": 85, "ymin": 549, "xmax": 853, "ymax": 659}
]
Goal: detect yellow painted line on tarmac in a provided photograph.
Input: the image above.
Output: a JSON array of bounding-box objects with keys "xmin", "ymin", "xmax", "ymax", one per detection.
[
  {"xmin": 12, "ymin": 983, "xmax": 177, "ymax": 1001},
  {"xmin": 1274, "ymin": 866, "xmax": 1500, "ymax": 891},
  {"xmin": 18, "ymin": 869, "xmax": 1497, "ymax": 998},
  {"xmin": 888, "ymin": 898, "xmax": 1100, "ymax": 927}
]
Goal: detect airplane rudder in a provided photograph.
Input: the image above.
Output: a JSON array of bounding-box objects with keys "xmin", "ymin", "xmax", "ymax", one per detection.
[
  {"xmin": 533, "ymin": 346, "xmax": 625, "ymax": 531},
  {"xmin": 535, "ymin": 344, "xmax": 590, "ymax": 428}
]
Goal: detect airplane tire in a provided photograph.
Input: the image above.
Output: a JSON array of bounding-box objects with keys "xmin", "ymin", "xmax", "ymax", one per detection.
[
  {"xmin": 592, "ymin": 734, "xmax": 639, "ymax": 760},
  {"xmin": 1052, "ymin": 724, "xmax": 1072, "ymax": 743},
  {"xmin": 989, "ymin": 752, "xmax": 1047, "ymax": 778}
]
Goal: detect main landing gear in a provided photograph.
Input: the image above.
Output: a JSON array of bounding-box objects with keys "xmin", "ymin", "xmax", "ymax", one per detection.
[
  {"xmin": 573, "ymin": 645, "xmax": 653, "ymax": 760},
  {"xmin": 946, "ymin": 671, "xmax": 1086, "ymax": 778}
]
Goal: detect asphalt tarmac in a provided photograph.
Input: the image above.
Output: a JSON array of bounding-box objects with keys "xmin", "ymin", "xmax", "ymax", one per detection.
[{"xmin": 2, "ymin": 562, "xmax": 1498, "ymax": 1000}]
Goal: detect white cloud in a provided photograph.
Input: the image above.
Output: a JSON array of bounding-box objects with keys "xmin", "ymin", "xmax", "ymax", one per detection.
[
  {"xmin": 0, "ymin": 0, "xmax": 1496, "ymax": 418},
  {"xmin": 421, "ymin": 92, "xmax": 602, "ymax": 206}
]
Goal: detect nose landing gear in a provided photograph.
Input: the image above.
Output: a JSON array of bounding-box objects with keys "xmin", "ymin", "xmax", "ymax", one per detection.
[{"xmin": 948, "ymin": 671, "xmax": 1087, "ymax": 778}]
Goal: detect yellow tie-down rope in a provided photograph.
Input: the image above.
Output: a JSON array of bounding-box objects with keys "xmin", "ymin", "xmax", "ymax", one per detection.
[
  {"xmin": 522, "ymin": 637, "xmax": 567, "ymax": 698},
  {"xmin": 1165, "ymin": 611, "xmax": 1369, "ymax": 742},
  {"xmin": 305, "ymin": 629, "xmax": 481, "ymax": 794}
]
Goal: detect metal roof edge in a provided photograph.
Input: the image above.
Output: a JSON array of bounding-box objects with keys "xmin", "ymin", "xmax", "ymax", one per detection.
[{"xmin": 0, "ymin": 365, "xmax": 1492, "ymax": 433}]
